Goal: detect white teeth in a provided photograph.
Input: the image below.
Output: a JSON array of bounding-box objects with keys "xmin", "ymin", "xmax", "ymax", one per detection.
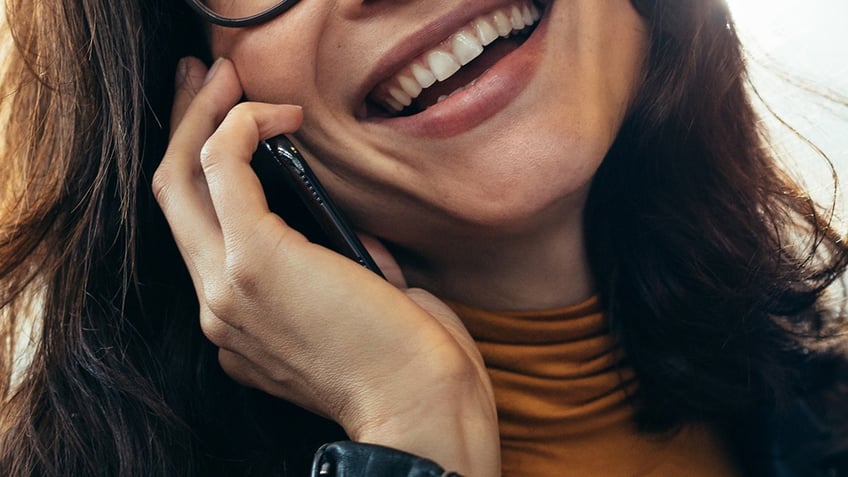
[
  {"xmin": 385, "ymin": 96, "xmax": 404, "ymax": 112},
  {"xmin": 452, "ymin": 31, "xmax": 484, "ymax": 65},
  {"xmin": 388, "ymin": 86, "xmax": 412, "ymax": 107},
  {"xmin": 398, "ymin": 74, "xmax": 422, "ymax": 98},
  {"xmin": 509, "ymin": 6, "xmax": 524, "ymax": 30},
  {"xmin": 411, "ymin": 63, "xmax": 437, "ymax": 88},
  {"xmin": 475, "ymin": 19, "xmax": 499, "ymax": 46},
  {"xmin": 492, "ymin": 11, "xmax": 512, "ymax": 36},
  {"xmin": 522, "ymin": 5, "xmax": 533, "ymax": 25},
  {"xmin": 369, "ymin": 1, "xmax": 542, "ymax": 114},
  {"xmin": 427, "ymin": 50, "xmax": 462, "ymax": 82}
]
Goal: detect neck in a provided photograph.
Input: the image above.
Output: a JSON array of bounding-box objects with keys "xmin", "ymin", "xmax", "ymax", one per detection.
[{"xmin": 393, "ymin": 205, "xmax": 593, "ymax": 311}]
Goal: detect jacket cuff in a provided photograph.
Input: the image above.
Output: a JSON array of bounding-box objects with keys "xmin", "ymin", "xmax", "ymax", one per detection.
[{"xmin": 311, "ymin": 441, "xmax": 463, "ymax": 477}]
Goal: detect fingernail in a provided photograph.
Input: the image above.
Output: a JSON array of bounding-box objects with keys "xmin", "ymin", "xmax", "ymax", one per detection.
[
  {"xmin": 203, "ymin": 58, "xmax": 224, "ymax": 86},
  {"xmin": 174, "ymin": 58, "xmax": 188, "ymax": 88}
]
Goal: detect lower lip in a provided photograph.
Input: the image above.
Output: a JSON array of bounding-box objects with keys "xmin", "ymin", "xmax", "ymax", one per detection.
[{"xmin": 363, "ymin": 8, "xmax": 550, "ymax": 138}]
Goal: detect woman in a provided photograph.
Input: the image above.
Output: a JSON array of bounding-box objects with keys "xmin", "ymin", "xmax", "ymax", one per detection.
[{"xmin": 0, "ymin": 0, "xmax": 845, "ymax": 475}]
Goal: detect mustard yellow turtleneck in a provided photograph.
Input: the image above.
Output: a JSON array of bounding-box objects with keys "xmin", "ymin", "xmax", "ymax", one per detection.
[{"xmin": 447, "ymin": 296, "xmax": 742, "ymax": 477}]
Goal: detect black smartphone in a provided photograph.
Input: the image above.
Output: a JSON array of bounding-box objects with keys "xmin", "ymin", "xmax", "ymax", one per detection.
[{"xmin": 251, "ymin": 135, "xmax": 384, "ymax": 278}]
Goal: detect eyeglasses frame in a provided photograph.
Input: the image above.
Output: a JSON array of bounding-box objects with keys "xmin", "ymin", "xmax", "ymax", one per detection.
[{"xmin": 183, "ymin": 0, "xmax": 299, "ymax": 28}]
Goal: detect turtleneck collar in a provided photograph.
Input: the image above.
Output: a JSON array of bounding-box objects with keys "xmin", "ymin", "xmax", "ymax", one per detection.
[{"xmin": 446, "ymin": 296, "xmax": 741, "ymax": 477}]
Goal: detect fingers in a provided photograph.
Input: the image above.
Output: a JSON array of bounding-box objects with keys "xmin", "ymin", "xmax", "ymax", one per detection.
[
  {"xmin": 154, "ymin": 57, "xmax": 304, "ymax": 292},
  {"xmin": 200, "ymin": 100, "xmax": 304, "ymax": 247},
  {"xmin": 170, "ymin": 58, "xmax": 243, "ymax": 151},
  {"xmin": 154, "ymin": 58, "xmax": 244, "ymax": 283}
]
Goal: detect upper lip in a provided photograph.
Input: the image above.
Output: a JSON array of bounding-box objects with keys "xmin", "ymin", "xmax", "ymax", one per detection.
[{"xmin": 354, "ymin": 0, "xmax": 538, "ymax": 116}]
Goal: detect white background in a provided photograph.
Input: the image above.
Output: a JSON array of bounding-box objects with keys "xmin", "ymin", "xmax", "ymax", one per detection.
[{"xmin": 727, "ymin": 0, "xmax": 848, "ymax": 212}]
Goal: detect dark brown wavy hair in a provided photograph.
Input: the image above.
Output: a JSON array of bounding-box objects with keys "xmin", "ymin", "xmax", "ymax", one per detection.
[{"xmin": 0, "ymin": 0, "xmax": 845, "ymax": 475}]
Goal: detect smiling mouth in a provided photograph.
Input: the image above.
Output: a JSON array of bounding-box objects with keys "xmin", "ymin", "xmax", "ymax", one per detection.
[{"xmin": 361, "ymin": 0, "xmax": 545, "ymax": 120}]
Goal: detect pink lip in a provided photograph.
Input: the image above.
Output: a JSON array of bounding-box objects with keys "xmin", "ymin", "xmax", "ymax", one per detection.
[{"xmin": 362, "ymin": 6, "xmax": 549, "ymax": 137}]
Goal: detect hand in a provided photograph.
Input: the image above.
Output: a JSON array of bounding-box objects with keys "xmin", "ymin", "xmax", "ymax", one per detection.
[{"xmin": 153, "ymin": 57, "xmax": 500, "ymax": 476}]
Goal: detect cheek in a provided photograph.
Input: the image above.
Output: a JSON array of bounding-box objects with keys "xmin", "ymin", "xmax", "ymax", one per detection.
[{"xmin": 208, "ymin": 26, "xmax": 320, "ymax": 106}]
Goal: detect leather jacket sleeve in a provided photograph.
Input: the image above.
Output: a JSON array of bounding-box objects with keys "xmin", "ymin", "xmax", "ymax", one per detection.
[{"xmin": 311, "ymin": 442, "xmax": 462, "ymax": 477}]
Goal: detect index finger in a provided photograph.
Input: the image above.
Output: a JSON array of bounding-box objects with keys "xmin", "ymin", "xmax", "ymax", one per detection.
[{"xmin": 199, "ymin": 100, "xmax": 305, "ymax": 246}]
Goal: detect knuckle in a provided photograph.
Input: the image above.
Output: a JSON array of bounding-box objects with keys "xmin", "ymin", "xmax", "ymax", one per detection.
[
  {"xmin": 150, "ymin": 165, "xmax": 173, "ymax": 205},
  {"xmin": 198, "ymin": 139, "xmax": 222, "ymax": 173},
  {"xmin": 201, "ymin": 263, "xmax": 259, "ymax": 324},
  {"xmin": 201, "ymin": 280, "xmax": 238, "ymax": 325},
  {"xmin": 223, "ymin": 252, "xmax": 262, "ymax": 298},
  {"xmin": 228, "ymin": 101, "xmax": 254, "ymax": 118},
  {"xmin": 199, "ymin": 309, "xmax": 233, "ymax": 346},
  {"xmin": 222, "ymin": 102, "xmax": 261, "ymax": 136},
  {"xmin": 227, "ymin": 102, "xmax": 264, "ymax": 126},
  {"xmin": 199, "ymin": 102, "xmax": 263, "ymax": 174},
  {"xmin": 218, "ymin": 102, "xmax": 255, "ymax": 130}
]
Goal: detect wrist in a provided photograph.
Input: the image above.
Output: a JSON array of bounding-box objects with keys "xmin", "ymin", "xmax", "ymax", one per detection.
[{"xmin": 347, "ymin": 381, "xmax": 501, "ymax": 477}]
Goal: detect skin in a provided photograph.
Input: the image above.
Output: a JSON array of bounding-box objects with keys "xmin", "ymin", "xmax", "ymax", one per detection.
[{"xmin": 154, "ymin": 0, "xmax": 648, "ymax": 474}]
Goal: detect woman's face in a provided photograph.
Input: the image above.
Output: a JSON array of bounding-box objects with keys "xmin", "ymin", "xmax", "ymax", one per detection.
[{"xmin": 209, "ymin": 0, "xmax": 648, "ymax": 246}]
